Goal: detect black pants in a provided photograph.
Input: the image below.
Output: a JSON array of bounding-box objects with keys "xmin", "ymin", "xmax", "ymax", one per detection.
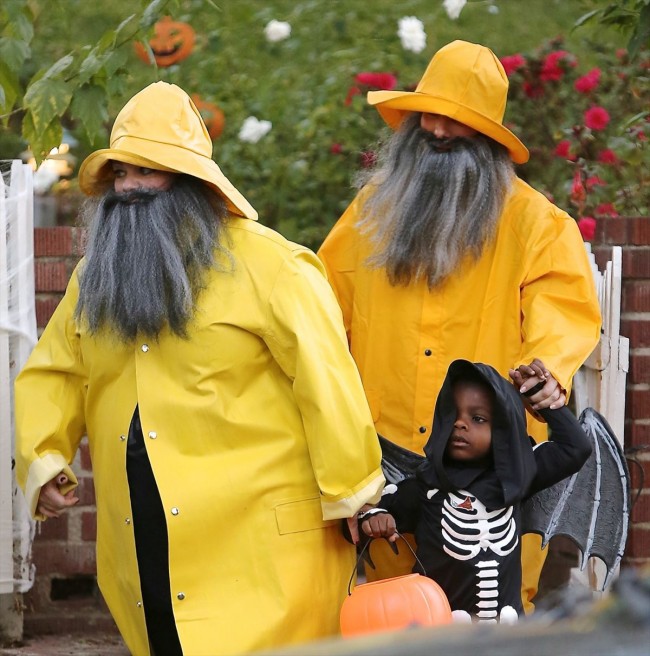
[{"xmin": 126, "ymin": 407, "xmax": 183, "ymax": 656}]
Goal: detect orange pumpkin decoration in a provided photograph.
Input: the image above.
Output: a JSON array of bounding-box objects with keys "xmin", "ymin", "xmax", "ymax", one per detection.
[
  {"xmin": 191, "ymin": 95, "xmax": 225, "ymax": 140},
  {"xmin": 134, "ymin": 16, "xmax": 195, "ymax": 67},
  {"xmin": 340, "ymin": 573, "xmax": 453, "ymax": 637}
]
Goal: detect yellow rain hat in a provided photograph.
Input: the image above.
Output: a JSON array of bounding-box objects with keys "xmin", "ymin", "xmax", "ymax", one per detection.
[
  {"xmin": 78, "ymin": 81, "xmax": 257, "ymax": 219},
  {"xmin": 367, "ymin": 40, "xmax": 529, "ymax": 164}
]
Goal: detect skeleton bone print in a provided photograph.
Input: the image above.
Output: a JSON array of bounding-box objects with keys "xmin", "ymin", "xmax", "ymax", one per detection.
[{"xmin": 430, "ymin": 488, "xmax": 520, "ymax": 623}]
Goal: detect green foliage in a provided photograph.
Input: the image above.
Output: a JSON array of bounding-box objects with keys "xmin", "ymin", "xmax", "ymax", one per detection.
[
  {"xmin": 503, "ymin": 38, "xmax": 649, "ymax": 224},
  {"xmin": 575, "ymin": 0, "xmax": 650, "ymax": 57},
  {"xmin": 1, "ymin": 0, "xmax": 640, "ymax": 249}
]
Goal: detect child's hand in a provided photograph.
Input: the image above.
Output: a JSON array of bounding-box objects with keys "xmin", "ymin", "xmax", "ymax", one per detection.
[{"xmin": 360, "ymin": 511, "xmax": 397, "ymax": 542}]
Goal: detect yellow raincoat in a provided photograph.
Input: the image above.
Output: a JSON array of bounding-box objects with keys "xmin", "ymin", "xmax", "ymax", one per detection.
[
  {"xmin": 318, "ymin": 177, "xmax": 601, "ymax": 603},
  {"xmin": 16, "ymin": 217, "xmax": 384, "ymax": 655}
]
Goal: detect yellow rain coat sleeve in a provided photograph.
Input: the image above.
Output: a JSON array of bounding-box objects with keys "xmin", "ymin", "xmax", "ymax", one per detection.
[{"xmin": 15, "ymin": 269, "xmax": 86, "ymax": 518}]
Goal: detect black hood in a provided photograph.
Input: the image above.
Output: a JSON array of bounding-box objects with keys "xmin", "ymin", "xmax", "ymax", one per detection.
[{"xmin": 421, "ymin": 360, "xmax": 536, "ymax": 508}]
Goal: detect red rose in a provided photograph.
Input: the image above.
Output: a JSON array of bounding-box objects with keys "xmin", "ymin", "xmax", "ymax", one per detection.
[
  {"xmin": 500, "ymin": 54, "xmax": 526, "ymax": 77},
  {"xmin": 330, "ymin": 143, "xmax": 343, "ymax": 155},
  {"xmin": 540, "ymin": 50, "xmax": 576, "ymax": 82},
  {"xmin": 555, "ymin": 140, "xmax": 576, "ymax": 161},
  {"xmin": 523, "ymin": 82, "xmax": 544, "ymax": 98},
  {"xmin": 574, "ymin": 68, "xmax": 601, "ymax": 93},
  {"xmin": 571, "ymin": 169, "xmax": 586, "ymax": 203},
  {"xmin": 577, "ymin": 217, "xmax": 596, "ymax": 241},
  {"xmin": 596, "ymin": 203, "xmax": 618, "ymax": 217},
  {"xmin": 354, "ymin": 72, "xmax": 398, "ymax": 90},
  {"xmin": 586, "ymin": 175, "xmax": 606, "ymax": 190},
  {"xmin": 584, "ymin": 106, "xmax": 610, "ymax": 131},
  {"xmin": 597, "ymin": 149, "xmax": 618, "ymax": 164}
]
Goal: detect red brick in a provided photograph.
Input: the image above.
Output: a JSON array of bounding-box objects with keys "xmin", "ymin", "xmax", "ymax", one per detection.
[
  {"xmin": 31, "ymin": 542, "xmax": 97, "ymax": 575},
  {"xmin": 623, "ymin": 247, "xmax": 650, "ymax": 278},
  {"xmin": 81, "ymin": 511, "xmax": 97, "ymax": 542},
  {"xmin": 626, "ymin": 388, "xmax": 650, "ymax": 420},
  {"xmin": 34, "ymin": 227, "xmax": 73, "ymax": 257},
  {"xmin": 630, "ymin": 355, "xmax": 650, "ymax": 385},
  {"xmin": 79, "ymin": 441, "xmax": 92, "ymax": 472},
  {"xmin": 630, "ymin": 217, "xmax": 650, "ymax": 245},
  {"xmin": 72, "ymin": 227, "xmax": 88, "ymax": 257},
  {"xmin": 623, "ymin": 280, "xmax": 650, "ymax": 312},
  {"xmin": 630, "ymin": 490, "xmax": 650, "ymax": 523},
  {"xmin": 76, "ymin": 476, "xmax": 96, "ymax": 506},
  {"xmin": 35, "ymin": 296, "xmax": 63, "ymax": 327},
  {"xmin": 35, "ymin": 261, "xmax": 68, "ymax": 292},
  {"xmin": 626, "ymin": 526, "xmax": 650, "ymax": 559},
  {"xmin": 596, "ymin": 217, "xmax": 628, "ymax": 244},
  {"xmin": 628, "ymin": 422, "xmax": 650, "ymax": 443},
  {"xmin": 621, "ymin": 319, "xmax": 650, "ymax": 348},
  {"xmin": 628, "ymin": 456, "xmax": 650, "ymax": 498},
  {"xmin": 36, "ymin": 515, "xmax": 69, "ymax": 540}
]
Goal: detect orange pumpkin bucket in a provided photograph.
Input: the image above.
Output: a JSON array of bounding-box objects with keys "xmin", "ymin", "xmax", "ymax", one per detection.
[{"xmin": 340, "ymin": 534, "xmax": 452, "ymax": 637}]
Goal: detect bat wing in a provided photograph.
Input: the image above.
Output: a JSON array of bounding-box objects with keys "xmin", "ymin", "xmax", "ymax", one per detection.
[
  {"xmin": 521, "ymin": 407, "xmax": 630, "ymax": 590},
  {"xmin": 378, "ymin": 434, "xmax": 426, "ymax": 485}
]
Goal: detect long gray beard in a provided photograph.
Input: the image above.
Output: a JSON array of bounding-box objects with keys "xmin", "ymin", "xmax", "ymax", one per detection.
[
  {"xmin": 75, "ymin": 176, "xmax": 230, "ymax": 342},
  {"xmin": 357, "ymin": 113, "xmax": 515, "ymax": 287}
]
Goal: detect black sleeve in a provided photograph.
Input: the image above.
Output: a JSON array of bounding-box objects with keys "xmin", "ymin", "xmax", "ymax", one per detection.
[
  {"xmin": 527, "ymin": 404, "xmax": 592, "ymax": 497},
  {"xmin": 377, "ymin": 478, "xmax": 421, "ymax": 534}
]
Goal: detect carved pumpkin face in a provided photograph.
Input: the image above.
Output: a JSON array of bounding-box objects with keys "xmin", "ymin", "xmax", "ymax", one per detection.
[
  {"xmin": 340, "ymin": 573, "xmax": 452, "ymax": 637},
  {"xmin": 192, "ymin": 95, "xmax": 225, "ymax": 140},
  {"xmin": 134, "ymin": 16, "xmax": 195, "ymax": 67}
]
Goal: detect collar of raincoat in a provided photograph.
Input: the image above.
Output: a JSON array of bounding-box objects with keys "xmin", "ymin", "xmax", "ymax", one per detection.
[
  {"xmin": 367, "ymin": 40, "xmax": 529, "ymax": 164},
  {"xmin": 78, "ymin": 81, "xmax": 258, "ymax": 220}
]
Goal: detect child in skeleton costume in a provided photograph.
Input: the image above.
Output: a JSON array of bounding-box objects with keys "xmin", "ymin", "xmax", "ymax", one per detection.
[{"xmin": 360, "ymin": 359, "xmax": 592, "ymax": 623}]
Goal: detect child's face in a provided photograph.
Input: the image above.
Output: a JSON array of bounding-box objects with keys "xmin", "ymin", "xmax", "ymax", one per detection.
[{"xmin": 445, "ymin": 380, "xmax": 493, "ymax": 462}]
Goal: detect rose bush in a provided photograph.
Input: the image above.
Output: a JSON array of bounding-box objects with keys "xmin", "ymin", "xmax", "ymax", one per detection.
[{"xmin": 500, "ymin": 38, "xmax": 649, "ymax": 239}]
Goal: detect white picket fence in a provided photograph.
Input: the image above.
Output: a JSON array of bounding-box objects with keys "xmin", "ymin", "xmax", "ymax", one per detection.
[
  {"xmin": 0, "ymin": 161, "xmax": 37, "ymax": 602},
  {"xmin": 572, "ymin": 243, "xmax": 629, "ymax": 591}
]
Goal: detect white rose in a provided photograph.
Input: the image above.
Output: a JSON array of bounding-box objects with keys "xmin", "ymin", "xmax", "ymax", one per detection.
[
  {"xmin": 238, "ymin": 116, "xmax": 272, "ymax": 144},
  {"xmin": 488, "ymin": 3, "xmax": 500, "ymax": 14},
  {"xmin": 264, "ymin": 20, "xmax": 291, "ymax": 43},
  {"xmin": 443, "ymin": 0, "xmax": 467, "ymax": 20},
  {"xmin": 397, "ymin": 16, "xmax": 426, "ymax": 54}
]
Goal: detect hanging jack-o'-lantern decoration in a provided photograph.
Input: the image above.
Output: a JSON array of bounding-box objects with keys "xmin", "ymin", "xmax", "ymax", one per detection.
[
  {"xmin": 134, "ymin": 16, "xmax": 195, "ymax": 67},
  {"xmin": 340, "ymin": 573, "xmax": 453, "ymax": 637},
  {"xmin": 192, "ymin": 95, "xmax": 225, "ymax": 140}
]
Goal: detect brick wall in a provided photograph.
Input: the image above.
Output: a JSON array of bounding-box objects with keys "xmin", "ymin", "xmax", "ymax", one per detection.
[
  {"xmin": 22, "ymin": 220, "xmax": 650, "ymax": 632},
  {"xmin": 593, "ymin": 216, "xmax": 650, "ymax": 570}
]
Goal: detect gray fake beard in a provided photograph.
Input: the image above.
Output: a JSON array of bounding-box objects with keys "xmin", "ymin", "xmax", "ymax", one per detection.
[
  {"xmin": 357, "ymin": 113, "xmax": 515, "ymax": 288},
  {"xmin": 75, "ymin": 176, "xmax": 230, "ymax": 342}
]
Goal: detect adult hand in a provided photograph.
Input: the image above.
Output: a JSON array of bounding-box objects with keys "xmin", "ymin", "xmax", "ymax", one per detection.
[
  {"xmin": 36, "ymin": 475, "xmax": 79, "ymax": 519},
  {"xmin": 509, "ymin": 358, "xmax": 566, "ymax": 411}
]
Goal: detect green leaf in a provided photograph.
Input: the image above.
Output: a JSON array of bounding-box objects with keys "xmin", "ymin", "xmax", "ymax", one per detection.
[
  {"xmin": 0, "ymin": 60, "xmax": 21, "ymax": 114},
  {"xmin": 573, "ymin": 9, "xmax": 602, "ymax": 29},
  {"xmin": 0, "ymin": 36, "xmax": 30, "ymax": 70},
  {"xmin": 78, "ymin": 47, "xmax": 111, "ymax": 85},
  {"xmin": 628, "ymin": 3, "xmax": 650, "ymax": 57},
  {"xmin": 42, "ymin": 54, "xmax": 74, "ymax": 80},
  {"xmin": 23, "ymin": 78, "xmax": 72, "ymax": 134},
  {"xmin": 140, "ymin": 0, "xmax": 168, "ymax": 28},
  {"xmin": 104, "ymin": 48, "xmax": 129, "ymax": 76},
  {"xmin": 70, "ymin": 84, "xmax": 109, "ymax": 146},
  {"xmin": 113, "ymin": 13, "xmax": 137, "ymax": 40},
  {"xmin": 22, "ymin": 111, "xmax": 63, "ymax": 165}
]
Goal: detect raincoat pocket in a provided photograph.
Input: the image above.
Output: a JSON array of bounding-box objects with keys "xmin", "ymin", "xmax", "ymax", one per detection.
[{"xmin": 275, "ymin": 496, "xmax": 337, "ymax": 535}]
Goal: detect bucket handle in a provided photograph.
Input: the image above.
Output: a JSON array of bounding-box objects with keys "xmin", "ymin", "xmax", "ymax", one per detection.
[{"xmin": 347, "ymin": 533, "xmax": 427, "ymax": 595}]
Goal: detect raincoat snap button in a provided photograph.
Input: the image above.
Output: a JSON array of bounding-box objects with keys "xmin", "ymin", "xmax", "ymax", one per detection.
[
  {"xmin": 424, "ymin": 349, "xmax": 432, "ymax": 356},
  {"xmin": 141, "ymin": 344, "xmax": 149, "ymax": 352},
  {"xmin": 177, "ymin": 593, "xmax": 185, "ymax": 600},
  {"xmin": 148, "ymin": 431, "xmax": 157, "ymax": 439},
  {"xmin": 136, "ymin": 601, "xmax": 143, "ymax": 608},
  {"xmin": 171, "ymin": 507, "xmax": 180, "ymax": 516},
  {"xmin": 120, "ymin": 435, "xmax": 126, "ymax": 441},
  {"xmin": 419, "ymin": 426, "xmax": 427, "ymax": 434}
]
